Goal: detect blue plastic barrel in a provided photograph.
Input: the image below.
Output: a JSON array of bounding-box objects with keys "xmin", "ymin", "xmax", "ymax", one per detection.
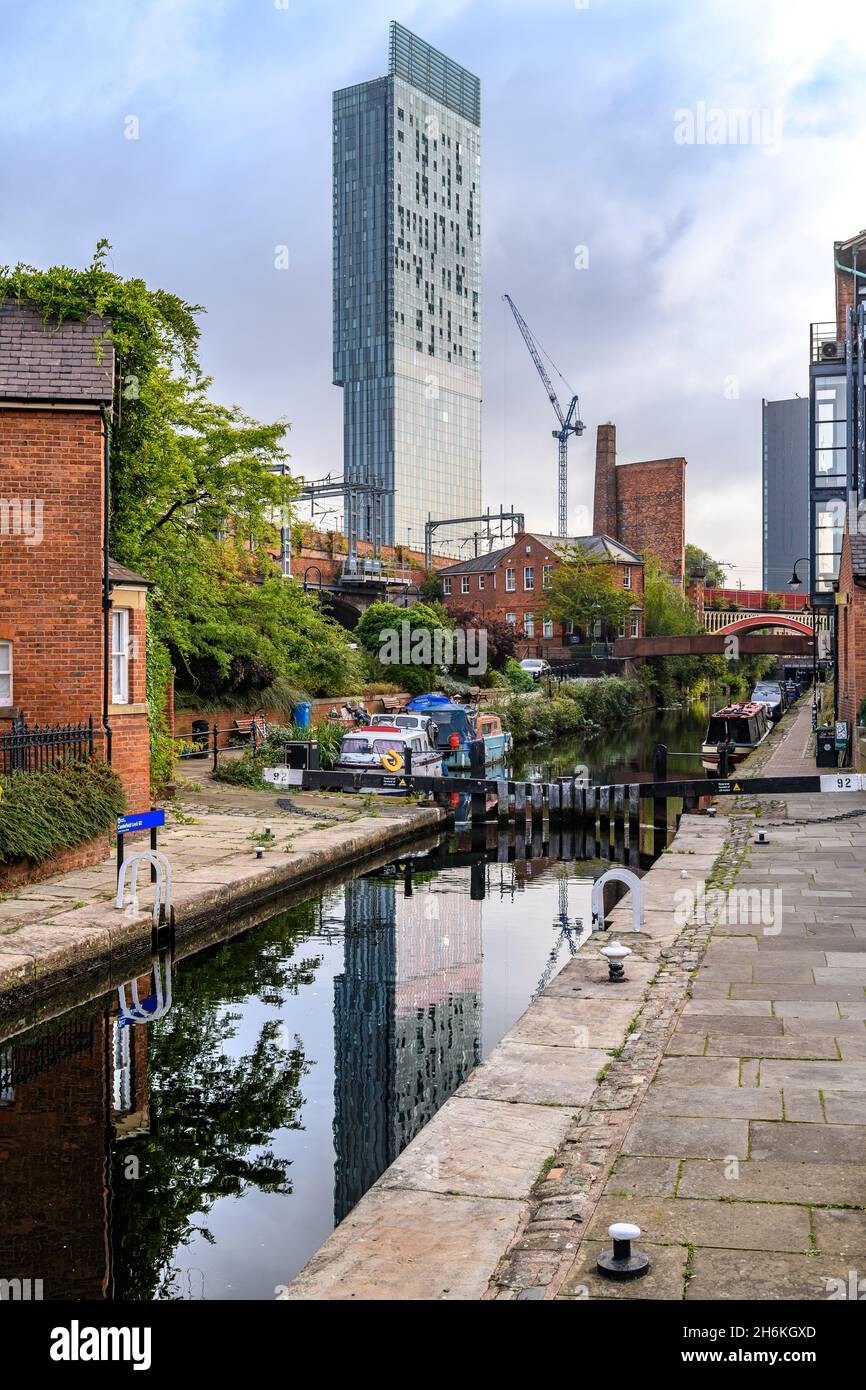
[{"xmin": 293, "ymin": 701, "xmax": 312, "ymax": 734}]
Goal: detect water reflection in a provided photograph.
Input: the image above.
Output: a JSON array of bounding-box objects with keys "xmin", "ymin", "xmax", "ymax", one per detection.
[{"xmin": 0, "ymin": 843, "xmax": 626, "ymax": 1301}]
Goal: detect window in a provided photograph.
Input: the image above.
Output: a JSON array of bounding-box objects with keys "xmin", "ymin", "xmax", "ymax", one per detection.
[
  {"xmin": 442, "ymin": 577, "xmax": 452, "ymax": 595},
  {"xmin": 505, "ymin": 568, "xmax": 516, "ymax": 592},
  {"xmin": 813, "ymin": 378, "xmax": 848, "ymax": 487},
  {"xmin": 524, "ymin": 613, "xmax": 535, "ymax": 638},
  {"xmin": 542, "ymin": 564, "xmax": 553, "ymax": 589},
  {"xmin": 523, "ymin": 566, "xmax": 535, "ymax": 591},
  {"xmin": 630, "ymin": 613, "xmax": 640, "ymax": 638},
  {"xmin": 478, "ymin": 575, "xmax": 485, "ymax": 591},
  {"xmin": 623, "ymin": 566, "xmax": 631, "ymax": 590},
  {"xmin": 0, "ymin": 642, "xmax": 11, "ymax": 705},
  {"xmin": 505, "ymin": 612, "xmax": 516, "ymax": 627},
  {"xmin": 112, "ymin": 608, "xmax": 129, "ymax": 704},
  {"xmin": 461, "ymin": 575, "xmax": 470, "ymax": 594},
  {"xmin": 542, "ymin": 618, "xmax": 553, "ymax": 639}
]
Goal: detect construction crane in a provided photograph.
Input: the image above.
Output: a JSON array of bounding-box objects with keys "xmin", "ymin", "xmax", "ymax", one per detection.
[{"xmin": 503, "ymin": 293, "xmax": 585, "ymax": 537}]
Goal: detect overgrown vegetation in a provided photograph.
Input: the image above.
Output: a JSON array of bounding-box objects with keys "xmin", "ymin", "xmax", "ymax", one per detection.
[
  {"xmin": 211, "ymin": 720, "xmax": 343, "ymax": 788},
  {"xmin": 490, "ymin": 676, "xmax": 642, "ymax": 745},
  {"xmin": 0, "ymin": 761, "xmax": 126, "ymax": 865}
]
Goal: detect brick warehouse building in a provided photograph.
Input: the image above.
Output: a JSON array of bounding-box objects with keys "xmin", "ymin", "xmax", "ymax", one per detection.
[
  {"xmin": 438, "ymin": 530, "xmax": 644, "ymax": 662},
  {"xmin": 0, "ymin": 300, "xmax": 151, "ymax": 807},
  {"xmin": 593, "ymin": 422, "xmax": 687, "ymax": 586},
  {"xmin": 836, "ymin": 528, "xmax": 866, "ymax": 764}
]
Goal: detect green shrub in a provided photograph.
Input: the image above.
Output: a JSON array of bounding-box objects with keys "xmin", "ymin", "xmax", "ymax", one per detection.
[
  {"xmin": 0, "ymin": 759, "xmax": 126, "ymax": 865},
  {"xmin": 503, "ymin": 658, "xmax": 535, "ymax": 692},
  {"xmin": 212, "ymin": 718, "xmax": 343, "ymax": 789}
]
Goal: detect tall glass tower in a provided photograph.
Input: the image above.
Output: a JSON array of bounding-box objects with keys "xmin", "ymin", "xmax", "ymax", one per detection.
[{"xmin": 333, "ymin": 22, "xmax": 482, "ymax": 553}]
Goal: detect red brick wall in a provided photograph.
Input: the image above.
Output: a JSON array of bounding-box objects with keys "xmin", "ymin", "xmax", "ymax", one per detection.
[
  {"xmin": 0, "ymin": 406, "xmax": 150, "ymax": 804},
  {"xmin": 835, "ymin": 259, "xmax": 857, "ymax": 340},
  {"xmin": 0, "ymin": 409, "xmax": 103, "ymax": 724},
  {"xmin": 614, "ymin": 457, "xmax": 686, "ymax": 587},
  {"xmin": 440, "ymin": 533, "xmax": 644, "ymax": 661}
]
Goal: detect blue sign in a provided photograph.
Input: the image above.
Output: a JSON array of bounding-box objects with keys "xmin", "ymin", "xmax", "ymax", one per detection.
[{"xmin": 117, "ymin": 809, "xmax": 165, "ymax": 835}]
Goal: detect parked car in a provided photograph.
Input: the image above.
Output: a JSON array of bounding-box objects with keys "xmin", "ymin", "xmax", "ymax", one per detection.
[
  {"xmin": 751, "ymin": 681, "xmax": 788, "ymax": 723},
  {"xmin": 519, "ymin": 658, "xmax": 551, "ymax": 681}
]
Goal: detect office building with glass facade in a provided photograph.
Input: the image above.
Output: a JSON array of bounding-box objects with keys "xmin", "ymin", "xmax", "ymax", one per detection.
[{"xmin": 333, "ymin": 22, "xmax": 482, "ymax": 551}]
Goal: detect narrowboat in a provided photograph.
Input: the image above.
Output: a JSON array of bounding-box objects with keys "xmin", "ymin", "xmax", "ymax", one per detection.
[
  {"xmin": 751, "ymin": 681, "xmax": 788, "ymax": 723},
  {"xmin": 701, "ymin": 702, "xmax": 771, "ymax": 775}
]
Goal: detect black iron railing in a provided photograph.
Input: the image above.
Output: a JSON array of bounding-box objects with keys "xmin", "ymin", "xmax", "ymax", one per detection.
[{"xmin": 0, "ymin": 715, "xmax": 95, "ymax": 774}]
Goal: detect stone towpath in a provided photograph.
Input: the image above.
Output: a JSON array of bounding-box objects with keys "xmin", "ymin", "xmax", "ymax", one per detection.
[
  {"xmin": 0, "ymin": 768, "xmax": 442, "ymax": 1017},
  {"xmin": 555, "ymin": 696, "xmax": 866, "ymax": 1301}
]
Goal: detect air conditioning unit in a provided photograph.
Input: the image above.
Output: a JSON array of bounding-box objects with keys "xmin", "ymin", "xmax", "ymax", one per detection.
[{"xmin": 820, "ymin": 340, "xmax": 846, "ymax": 362}]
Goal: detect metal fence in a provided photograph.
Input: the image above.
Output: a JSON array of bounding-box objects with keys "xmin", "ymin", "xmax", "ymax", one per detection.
[{"xmin": 0, "ymin": 715, "xmax": 95, "ymax": 774}]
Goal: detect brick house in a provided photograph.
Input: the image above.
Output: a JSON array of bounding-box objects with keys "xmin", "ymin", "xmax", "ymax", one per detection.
[
  {"xmin": 0, "ymin": 300, "xmax": 151, "ymax": 807},
  {"xmin": 836, "ymin": 528, "xmax": 866, "ymax": 757},
  {"xmin": 438, "ymin": 531, "xmax": 644, "ymax": 662},
  {"xmin": 593, "ymin": 422, "xmax": 686, "ymax": 586}
]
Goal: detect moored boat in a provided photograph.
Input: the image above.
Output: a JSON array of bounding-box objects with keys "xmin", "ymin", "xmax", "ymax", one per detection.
[
  {"xmin": 335, "ymin": 725, "xmax": 444, "ymax": 785},
  {"xmin": 701, "ymin": 702, "xmax": 771, "ymax": 775}
]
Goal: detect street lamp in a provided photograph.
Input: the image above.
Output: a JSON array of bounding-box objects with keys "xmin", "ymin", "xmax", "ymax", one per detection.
[{"xmin": 788, "ymin": 558, "xmax": 818, "ymax": 731}]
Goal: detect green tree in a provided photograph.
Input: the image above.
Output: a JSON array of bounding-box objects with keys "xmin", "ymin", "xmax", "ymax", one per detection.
[
  {"xmin": 685, "ymin": 544, "xmax": 726, "ymax": 588},
  {"xmin": 355, "ymin": 601, "xmax": 455, "ymax": 694},
  {"xmin": 543, "ymin": 545, "xmax": 634, "ymax": 636}
]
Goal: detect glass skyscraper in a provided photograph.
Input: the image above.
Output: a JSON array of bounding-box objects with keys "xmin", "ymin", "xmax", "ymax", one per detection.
[{"xmin": 333, "ymin": 22, "xmax": 482, "ymax": 552}]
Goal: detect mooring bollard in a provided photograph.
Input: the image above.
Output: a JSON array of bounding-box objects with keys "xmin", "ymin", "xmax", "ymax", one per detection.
[
  {"xmin": 597, "ymin": 1223, "xmax": 650, "ymax": 1280},
  {"xmin": 600, "ymin": 938, "xmax": 633, "ymax": 982}
]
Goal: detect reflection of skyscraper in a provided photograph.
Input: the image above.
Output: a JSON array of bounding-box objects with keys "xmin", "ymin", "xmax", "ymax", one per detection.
[{"xmin": 332, "ymin": 873, "xmax": 482, "ymax": 1223}]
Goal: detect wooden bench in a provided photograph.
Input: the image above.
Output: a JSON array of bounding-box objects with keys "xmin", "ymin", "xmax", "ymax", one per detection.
[{"xmin": 230, "ymin": 717, "xmax": 265, "ymax": 745}]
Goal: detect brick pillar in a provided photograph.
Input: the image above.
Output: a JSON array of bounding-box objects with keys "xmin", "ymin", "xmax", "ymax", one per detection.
[
  {"xmin": 593, "ymin": 423, "xmax": 617, "ymax": 538},
  {"xmin": 688, "ymin": 569, "xmax": 705, "ymax": 623}
]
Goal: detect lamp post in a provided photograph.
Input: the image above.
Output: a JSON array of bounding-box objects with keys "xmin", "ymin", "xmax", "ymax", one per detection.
[{"xmin": 788, "ymin": 559, "xmax": 818, "ymax": 730}]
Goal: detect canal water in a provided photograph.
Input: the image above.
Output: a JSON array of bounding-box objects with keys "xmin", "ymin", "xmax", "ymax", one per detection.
[{"xmin": 0, "ymin": 707, "xmax": 708, "ymax": 1302}]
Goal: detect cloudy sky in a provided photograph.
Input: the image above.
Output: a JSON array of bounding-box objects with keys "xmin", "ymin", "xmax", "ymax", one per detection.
[{"xmin": 3, "ymin": 0, "xmax": 866, "ymax": 582}]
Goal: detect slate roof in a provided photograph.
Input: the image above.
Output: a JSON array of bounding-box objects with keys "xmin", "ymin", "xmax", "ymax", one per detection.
[
  {"xmin": 0, "ymin": 299, "xmax": 114, "ymax": 403},
  {"xmin": 529, "ymin": 533, "xmax": 644, "ymax": 564},
  {"xmin": 108, "ymin": 558, "xmax": 152, "ymax": 588},
  {"xmin": 849, "ymin": 533, "xmax": 866, "ymax": 579},
  {"xmin": 438, "ymin": 544, "xmax": 513, "ymax": 575},
  {"xmin": 438, "ymin": 533, "xmax": 644, "ymax": 575}
]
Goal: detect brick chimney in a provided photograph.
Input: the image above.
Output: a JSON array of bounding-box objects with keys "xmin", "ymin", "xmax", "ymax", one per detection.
[{"xmin": 593, "ymin": 423, "xmax": 617, "ymax": 538}]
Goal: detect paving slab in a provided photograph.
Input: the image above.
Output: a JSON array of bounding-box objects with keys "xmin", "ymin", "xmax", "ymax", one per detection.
[
  {"xmin": 812, "ymin": 1207, "xmax": 866, "ymax": 1258},
  {"xmin": 457, "ymin": 1038, "xmax": 606, "ymax": 1107},
  {"xmin": 585, "ymin": 1195, "xmax": 811, "ymax": 1252},
  {"xmin": 280, "ymin": 1188, "xmax": 526, "ymax": 1300},
  {"xmin": 507, "ymin": 994, "xmax": 639, "ymax": 1051},
  {"xmin": 749, "ymin": 1120, "xmax": 866, "ymax": 1164},
  {"xmin": 760, "ymin": 1060, "xmax": 866, "ymax": 1090},
  {"xmin": 686, "ymin": 1248, "xmax": 855, "ymax": 1301},
  {"xmin": 603, "ymin": 1156, "xmax": 681, "ymax": 1198},
  {"xmin": 375, "ymin": 1097, "xmax": 573, "ymax": 1200},
  {"xmin": 621, "ymin": 1112, "xmax": 749, "ymax": 1159},
  {"xmin": 654, "ymin": 1057, "xmax": 741, "ymax": 1087},
  {"xmin": 678, "ymin": 1159, "xmax": 866, "ymax": 1205},
  {"xmin": 642, "ymin": 1084, "xmax": 783, "ymax": 1120}
]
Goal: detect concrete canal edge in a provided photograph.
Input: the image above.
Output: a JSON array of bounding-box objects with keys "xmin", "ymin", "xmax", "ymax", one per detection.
[
  {"xmin": 0, "ymin": 804, "xmax": 445, "ymax": 1029},
  {"xmin": 280, "ymin": 810, "xmax": 731, "ymax": 1301}
]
